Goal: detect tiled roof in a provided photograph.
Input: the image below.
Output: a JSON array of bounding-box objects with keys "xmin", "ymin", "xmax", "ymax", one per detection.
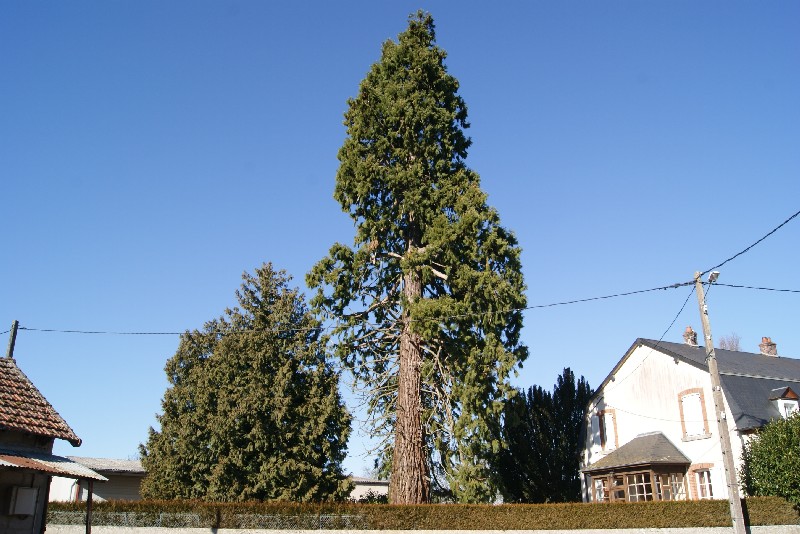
[
  {"xmin": 67, "ymin": 456, "xmax": 144, "ymax": 474},
  {"xmin": 583, "ymin": 432, "xmax": 690, "ymax": 474},
  {"xmin": 0, "ymin": 358, "xmax": 81, "ymax": 446}
]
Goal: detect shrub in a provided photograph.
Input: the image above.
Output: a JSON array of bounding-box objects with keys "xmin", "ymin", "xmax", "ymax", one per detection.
[{"xmin": 740, "ymin": 412, "xmax": 800, "ymax": 507}]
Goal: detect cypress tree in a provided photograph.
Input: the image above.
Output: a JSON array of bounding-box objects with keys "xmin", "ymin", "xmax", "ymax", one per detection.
[
  {"xmin": 492, "ymin": 368, "xmax": 593, "ymax": 503},
  {"xmin": 141, "ymin": 263, "xmax": 352, "ymax": 501},
  {"xmin": 308, "ymin": 11, "xmax": 527, "ymax": 504}
]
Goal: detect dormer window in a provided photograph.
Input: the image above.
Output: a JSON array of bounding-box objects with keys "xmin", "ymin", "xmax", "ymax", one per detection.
[
  {"xmin": 779, "ymin": 399, "xmax": 799, "ymax": 418},
  {"xmin": 769, "ymin": 387, "xmax": 799, "ymax": 419}
]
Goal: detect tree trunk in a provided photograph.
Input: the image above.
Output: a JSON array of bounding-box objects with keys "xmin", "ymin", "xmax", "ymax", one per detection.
[{"xmin": 390, "ymin": 268, "xmax": 430, "ymax": 504}]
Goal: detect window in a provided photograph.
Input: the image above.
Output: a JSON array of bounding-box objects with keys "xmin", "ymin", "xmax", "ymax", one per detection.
[
  {"xmin": 655, "ymin": 473, "xmax": 686, "ymax": 501},
  {"xmin": 770, "ymin": 387, "xmax": 798, "ymax": 419},
  {"xmin": 626, "ymin": 472, "xmax": 653, "ymax": 501},
  {"xmin": 779, "ymin": 399, "xmax": 798, "ymax": 418},
  {"xmin": 611, "ymin": 475, "xmax": 626, "ymax": 501},
  {"xmin": 597, "ymin": 410, "xmax": 617, "ymax": 450},
  {"xmin": 696, "ymin": 470, "xmax": 713, "ymax": 499},
  {"xmin": 594, "ymin": 478, "xmax": 608, "ymax": 502},
  {"xmin": 591, "ymin": 471, "xmax": 687, "ymax": 503},
  {"xmin": 679, "ymin": 389, "xmax": 710, "ymax": 440}
]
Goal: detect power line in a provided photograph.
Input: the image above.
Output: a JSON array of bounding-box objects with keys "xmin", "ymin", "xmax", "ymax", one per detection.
[
  {"xmin": 519, "ymin": 281, "xmax": 693, "ymax": 311},
  {"xmin": 716, "ymin": 283, "xmax": 800, "ymax": 294},
  {"xmin": 15, "ymin": 281, "xmax": 694, "ymax": 337},
  {"xmin": 602, "ymin": 285, "xmax": 696, "ymax": 393},
  {"xmin": 19, "ymin": 327, "xmax": 184, "ymax": 335},
  {"xmin": 701, "ymin": 208, "xmax": 800, "ymax": 276},
  {"xmin": 11, "ymin": 208, "xmax": 797, "ymax": 340},
  {"xmin": 658, "ymin": 286, "xmax": 696, "ymax": 342}
]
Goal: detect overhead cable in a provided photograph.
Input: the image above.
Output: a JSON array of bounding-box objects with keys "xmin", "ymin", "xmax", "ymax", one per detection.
[
  {"xmin": 715, "ymin": 283, "xmax": 800, "ymax": 294},
  {"xmin": 16, "ymin": 281, "xmax": 694, "ymax": 337},
  {"xmin": 701, "ymin": 208, "xmax": 800, "ymax": 276}
]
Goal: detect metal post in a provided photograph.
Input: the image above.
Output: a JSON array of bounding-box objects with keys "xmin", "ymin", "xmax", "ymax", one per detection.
[
  {"xmin": 85, "ymin": 480, "xmax": 93, "ymax": 534},
  {"xmin": 694, "ymin": 271, "xmax": 746, "ymax": 534}
]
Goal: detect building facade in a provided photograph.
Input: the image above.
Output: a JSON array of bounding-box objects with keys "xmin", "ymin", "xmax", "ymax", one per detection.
[{"xmin": 580, "ymin": 334, "xmax": 799, "ymax": 503}]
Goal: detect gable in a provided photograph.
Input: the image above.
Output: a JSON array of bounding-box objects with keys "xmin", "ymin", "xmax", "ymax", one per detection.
[
  {"xmin": 590, "ymin": 338, "xmax": 800, "ymax": 432},
  {"xmin": 0, "ymin": 358, "xmax": 81, "ymax": 446},
  {"xmin": 768, "ymin": 387, "xmax": 798, "ymax": 401}
]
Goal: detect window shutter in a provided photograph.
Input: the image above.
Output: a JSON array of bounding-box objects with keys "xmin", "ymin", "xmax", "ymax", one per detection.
[
  {"xmin": 591, "ymin": 415, "xmax": 601, "ymax": 447},
  {"xmin": 682, "ymin": 393, "xmax": 705, "ymax": 436},
  {"xmin": 603, "ymin": 412, "xmax": 616, "ymax": 450}
]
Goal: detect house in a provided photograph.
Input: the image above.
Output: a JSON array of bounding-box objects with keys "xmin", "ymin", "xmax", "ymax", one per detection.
[
  {"xmin": 349, "ymin": 476, "xmax": 389, "ymax": 501},
  {"xmin": 580, "ymin": 332, "xmax": 800, "ymax": 503},
  {"xmin": 0, "ymin": 354, "xmax": 105, "ymax": 534},
  {"xmin": 49, "ymin": 457, "xmax": 144, "ymax": 502},
  {"xmin": 49, "ymin": 457, "xmax": 389, "ymax": 503}
]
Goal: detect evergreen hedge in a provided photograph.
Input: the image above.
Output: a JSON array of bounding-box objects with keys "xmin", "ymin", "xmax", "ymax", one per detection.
[{"xmin": 48, "ymin": 497, "xmax": 798, "ymax": 529}]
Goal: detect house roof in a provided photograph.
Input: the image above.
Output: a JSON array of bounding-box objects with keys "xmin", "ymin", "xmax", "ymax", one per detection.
[
  {"xmin": 351, "ymin": 476, "xmax": 389, "ymax": 485},
  {"xmin": 638, "ymin": 339, "xmax": 800, "ymax": 381},
  {"xmin": 639, "ymin": 339, "xmax": 800, "ymax": 431},
  {"xmin": 582, "ymin": 432, "xmax": 690, "ymax": 474},
  {"xmin": 591, "ymin": 339, "xmax": 800, "ymax": 432},
  {"xmin": 0, "ymin": 358, "xmax": 82, "ymax": 446},
  {"xmin": 67, "ymin": 456, "xmax": 145, "ymax": 475},
  {"xmin": 0, "ymin": 447, "xmax": 106, "ymax": 481}
]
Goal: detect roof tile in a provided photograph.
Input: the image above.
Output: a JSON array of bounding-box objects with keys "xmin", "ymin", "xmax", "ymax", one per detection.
[{"xmin": 0, "ymin": 358, "xmax": 81, "ymax": 446}]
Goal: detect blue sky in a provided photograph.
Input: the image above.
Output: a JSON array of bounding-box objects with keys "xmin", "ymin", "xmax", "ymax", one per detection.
[{"xmin": 1, "ymin": 1, "xmax": 798, "ymax": 477}]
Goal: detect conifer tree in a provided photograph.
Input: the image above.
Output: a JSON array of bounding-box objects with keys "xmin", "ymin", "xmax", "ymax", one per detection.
[
  {"xmin": 307, "ymin": 12, "xmax": 527, "ymax": 504},
  {"xmin": 140, "ymin": 263, "xmax": 352, "ymax": 502},
  {"xmin": 491, "ymin": 368, "xmax": 593, "ymax": 503}
]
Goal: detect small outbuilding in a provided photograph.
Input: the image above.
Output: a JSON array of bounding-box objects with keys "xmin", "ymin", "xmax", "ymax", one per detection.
[{"xmin": 1, "ymin": 327, "xmax": 105, "ymax": 534}]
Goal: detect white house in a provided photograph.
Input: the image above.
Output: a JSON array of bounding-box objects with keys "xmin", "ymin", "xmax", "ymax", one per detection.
[
  {"xmin": 580, "ymin": 332, "xmax": 799, "ymax": 503},
  {"xmin": 50, "ymin": 457, "xmax": 144, "ymax": 502},
  {"xmin": 50, "ymin": 456, "xmax": 389, "ymax": 503},
  {"xmin": 348, "ymin": 477, "xmax": 389, "ymax": 501}
]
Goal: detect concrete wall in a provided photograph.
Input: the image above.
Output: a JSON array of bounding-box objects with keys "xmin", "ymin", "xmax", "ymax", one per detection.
[{"xmin": 44, "ymin": 526, "xmax": 800, "ymax": 534}]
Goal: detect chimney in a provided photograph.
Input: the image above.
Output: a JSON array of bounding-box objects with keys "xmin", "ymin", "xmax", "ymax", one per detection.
[
  {"xmin": 683, "ymin": 326, "xmax": 698, "ymax": 346},
  {"xmin": 759, "ymin": 336, "xmax": 778, "ymax": 357}
]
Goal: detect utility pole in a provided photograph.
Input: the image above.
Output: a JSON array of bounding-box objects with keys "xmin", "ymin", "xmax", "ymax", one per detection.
[
  {"xmin": 6, "ymin": 320, "xmax": 18, "ymax": 359},
  {"xmin": 694, "ymin": 272, "xmax": 746, "ymax": 534}
]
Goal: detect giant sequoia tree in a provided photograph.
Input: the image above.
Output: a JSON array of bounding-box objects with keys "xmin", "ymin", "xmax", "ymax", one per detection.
[
  {"xmin": 140, "ymin": 263, "xmax": 352, "ymax": 502},
  {"xmin": 307, "ymin": 12, "xmax": 527, "ymax": 504}
]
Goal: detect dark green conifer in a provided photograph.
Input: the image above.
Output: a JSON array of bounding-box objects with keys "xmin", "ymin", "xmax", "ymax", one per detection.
[
  {"xmin": 492, "ymin": 368, "xmax": 593, "ymax": 503},
  {"xmin": 141, "ymin": 263, "xmax": 352, "ymax": 501}
]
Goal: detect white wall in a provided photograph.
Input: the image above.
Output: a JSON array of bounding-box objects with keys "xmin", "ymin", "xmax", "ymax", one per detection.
[{"xmin": 349, "ymin": 480, "xmax": 389, "ymax": 501}]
